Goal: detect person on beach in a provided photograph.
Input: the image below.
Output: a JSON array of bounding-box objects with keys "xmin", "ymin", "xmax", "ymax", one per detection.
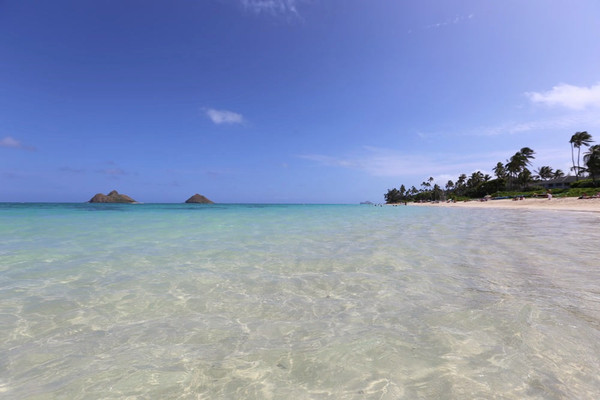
[{"xmin": 547, "ymin": 190, "xmax": 552, "ymax": 200}]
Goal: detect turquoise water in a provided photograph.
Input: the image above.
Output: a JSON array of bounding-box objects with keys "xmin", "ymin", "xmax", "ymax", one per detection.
[{"xmin": 1, "ymin": 203, "xmax": 599, "ymax": 399}]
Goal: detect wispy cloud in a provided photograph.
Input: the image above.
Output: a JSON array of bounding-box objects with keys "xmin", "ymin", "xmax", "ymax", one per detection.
[
  {"xmin": 417, "ymin": 83, "xmax": 600, "ymax": 139},
  {"xmin": 95, "ymin": 161, "xmax": 130, "ymax": 179},
  {"xmin": 204, "ymin": 108, "xmax": 245, "ymax": 125},
  {"xmin": 166, "ymin": 167, "xmax": 235, "ymax": 177},
  {"xmin": 96, "ymin": 168, "xmax": 127, "ymax": 176},
  {"xmin": 424, "ymin": 13, "xmax": 474, "ymax": 29},
  {"xmin": 0, "ymin": 136, "xmax": 20, "ymax": 148},
  {"xmin": 59, "ymin": 166, "xmax": 85, "ymax": 174},
  {"xmin": 1, "ymin": 170, "xmax": 23, "ymax": 180},
  {"xmin": 0, "ymin": 136, "xmax": 35, "ymax": 151},
  {"xmin": 241, "ymin": 0, "xmax": 301, "ymax": 16},
  {"xmin": 299, "ymin": 145, "xmax": 573, "ymax": 186},
  {"xmin": 446, "ymin": 111, "xmax": 600, "ymax": 137},
  {"xmin": 526, "ymin": 82, "xmax": 600, "ymax": 110},
  {"xmin": 299, "ymin": 146, "xmax": 491, "ymax": 178}
]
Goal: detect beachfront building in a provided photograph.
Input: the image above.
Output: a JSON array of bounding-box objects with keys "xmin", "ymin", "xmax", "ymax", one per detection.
[{"xmin": 538, "ymin": 176, "xmax": 577, "ymax": 190}]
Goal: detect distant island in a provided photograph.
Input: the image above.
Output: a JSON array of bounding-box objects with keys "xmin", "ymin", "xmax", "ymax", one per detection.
[
  {"xmin": 89, "ymin": 190, "xmax": 136, "ymax": 203},
  {"xmin": 185, "ymin": 194, "xmax": 214, "ymax": 204}
]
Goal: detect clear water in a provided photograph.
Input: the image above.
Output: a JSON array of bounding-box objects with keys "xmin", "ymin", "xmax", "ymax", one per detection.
[{"xmin": 1, "ymin": 203, "xmax": 599, "ymax": 399}]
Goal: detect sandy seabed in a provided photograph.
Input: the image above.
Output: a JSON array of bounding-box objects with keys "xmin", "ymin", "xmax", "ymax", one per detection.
[{"xmin": 406, "ymin": 196, "xmax": 600, "ymax": 213}]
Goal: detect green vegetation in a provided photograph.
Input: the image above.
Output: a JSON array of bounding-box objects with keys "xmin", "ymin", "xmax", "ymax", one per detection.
[
  {"xmin": 583, "ymin": 145, "xmax": 600, "ymax": 182},
  {"xmin": 385, "ymin": 131, "xmax": 596, "ymax": 203},
  {"xmin": 570, "ymin": 131, "xmax": 593, "ymax": 180},
  {"xmin": 570, "ymin": 178, "xmax": 600, "ymax": 189}
]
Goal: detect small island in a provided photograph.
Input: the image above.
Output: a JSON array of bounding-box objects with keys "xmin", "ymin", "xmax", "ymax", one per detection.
[
  {"xmin": 185, "ymin": 194, "xmax": 214, "ymax": 204},
  {"xmin": 89, "ymin": 190, "xmax": 136, "ymax": 203}
]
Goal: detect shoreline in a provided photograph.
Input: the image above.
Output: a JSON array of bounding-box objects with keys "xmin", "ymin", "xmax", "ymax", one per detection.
[{"xmin": 396, "ymin": 197, "xmax": 600, "ymax": 213}]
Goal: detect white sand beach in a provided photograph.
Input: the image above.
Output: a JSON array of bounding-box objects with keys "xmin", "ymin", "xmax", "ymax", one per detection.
[{"xmin": 408, "ymin": 196, "xmax": 600, "ymax": 213}]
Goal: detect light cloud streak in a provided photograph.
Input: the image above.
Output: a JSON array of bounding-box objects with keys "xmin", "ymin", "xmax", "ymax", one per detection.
[
  {"xmin": 0, "ymin": 136, "xmax": 35, "ymax": 151},
  {"xmin": 241, "ymin": 0, "xmax": 300, "ymax": 16},
  {"xmin": 205, "ymin": 108, "xmax": 245, "ymax": 125},
  {"xmin": 95, "ymin": 161, "xmax": 130, "ymax": 178},
  {"xmin": 526, "ymin": 83, "xmax": 600, "ymax": 110},
  {"xmin": 299, "ymin": 145, "xmax": 574, "ymax": 188},
  {"xmin": 96, "ymin": 168, "xmax": 127, "ymax": 176},
  {"xmin": 414, "ymin": 84, "xmax": 600, "ymax": 139},
  {"xmin": 454, "ymin": 112, "xmax": 600, "ymax": 137},
  {"xmin": 424, "ymin": 14, "xmax": 474, "ymax": 29},
  {"xmin": 59, "ymin": 166, "xmax": 85, "ymax": 174},
  {"xmin": 299, "ymin": 146, "xmax": 495, "ymax": 179}
]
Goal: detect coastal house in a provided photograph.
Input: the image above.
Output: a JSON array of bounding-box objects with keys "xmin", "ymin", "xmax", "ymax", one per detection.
[{"xmin": 538, "ymin": 176, "xmax": 577, "ymax": 190}]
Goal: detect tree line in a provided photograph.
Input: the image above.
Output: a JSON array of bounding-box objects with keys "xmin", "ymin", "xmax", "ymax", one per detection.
[{"xmin": 385, "ymin": 131, "xmax": 600, "ymax": 203}]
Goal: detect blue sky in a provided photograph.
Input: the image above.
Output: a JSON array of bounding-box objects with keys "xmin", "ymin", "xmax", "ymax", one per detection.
[{"xmin": 2, "ymin": 0, "xmax": 600, "ymax": 203}]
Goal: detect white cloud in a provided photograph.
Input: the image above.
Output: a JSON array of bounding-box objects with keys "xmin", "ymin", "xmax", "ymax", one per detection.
[
  {"xmin": 0, "ymin": 136, "xmax": 35, "ymax": 150},
  {"xmin": 526, "ymin": 83, "xmax": 600, "ymax": 110},
  {"xmin": 205, "ymin": 108, "xmax": 245, "ymax": 125},
  {"xmin": 0, "ymin": 136, "xmax": 21, "ymax": 148},
  {"xmin": 241, "ymin": 0, "xmax": 300, "ymax": 16}
]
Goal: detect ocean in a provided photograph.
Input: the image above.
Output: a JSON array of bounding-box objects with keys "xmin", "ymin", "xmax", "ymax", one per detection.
[{"xmin": 1, "ymin": 203, "xmax": 599, "ymax": 399}]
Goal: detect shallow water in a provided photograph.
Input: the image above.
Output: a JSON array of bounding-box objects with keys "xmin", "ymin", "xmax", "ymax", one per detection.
[{"xmin": 1, "ymin": 203, "xmax": 599, "ymax": 399}]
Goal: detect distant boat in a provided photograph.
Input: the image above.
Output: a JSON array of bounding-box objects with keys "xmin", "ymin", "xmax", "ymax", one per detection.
[{"xmin": 360, "ymin": 201, "xmax": 374, "ymax": 205}]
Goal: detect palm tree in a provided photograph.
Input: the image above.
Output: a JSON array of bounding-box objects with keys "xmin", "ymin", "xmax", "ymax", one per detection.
[
  {"xmin": 584, "ymin": 145, "xmax": 600, "ymax": 182},
  {"xmin": 534, "ymin": 166, "xmax": 554, "ymax": 180},
  {"xmin": 517, "ymin": 168, "xmax": 532, "ymax": 187},
  {"xmin": 519, "ymin": 147, "xmax": 536, "ymax": 166},
  {"xmin": 467, "ymin": 171, "xmax": 485, "ymax": 189},
  {"xmin": 505, "ymin": 158, "xmax": 520, "ymax": 189},
  {"xmin": 493, "ymin": 162, "xmax": 507, "ymax": 179},
  {"xmin": 455, "ymin": 174, "xmax": 467, "ymax": 196},
  {"xmin": 553, "ymin": 169, "xmax": 565, "ymax": 179},
  {"xmin": 504, "ymin": 148, "xmax": 535, "ymax": 189},
  {"xmin": 569, "ymin": 131, "xmax": 593, "ymax": 180},
  {"xmin": 432, "ymin": 184, "xmax": 443, "ymax": 201}
]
